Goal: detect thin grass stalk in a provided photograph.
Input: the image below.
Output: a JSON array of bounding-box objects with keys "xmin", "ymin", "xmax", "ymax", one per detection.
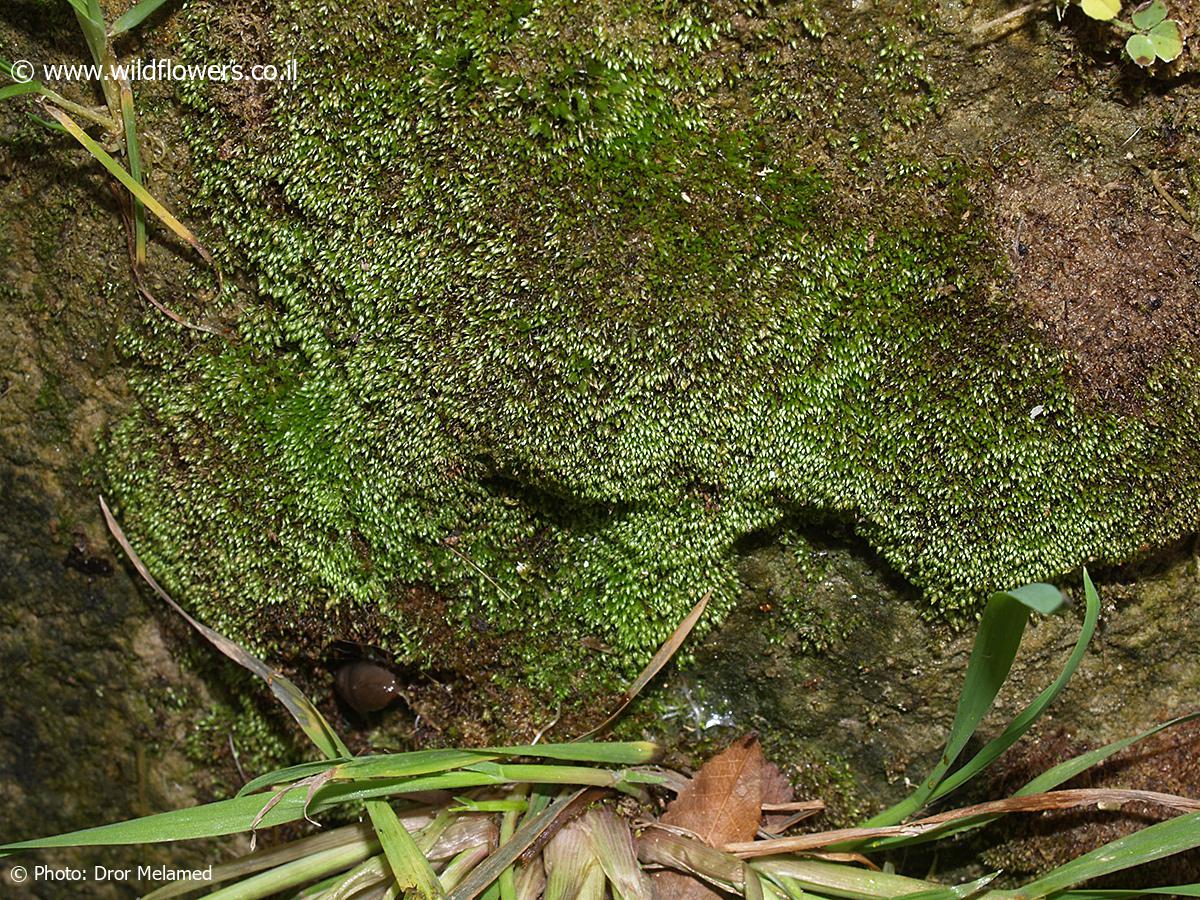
[
  {"xmin": 498, "ymin": 785, "xmax": 527, "ymax": 900},
  {"xmin": 193, "ymin": 838, "xmax": 383, "ymax": 900},
  {"xmin": 118, "ymin": 82, "xmax": 146, "ymax": 264},
  {"xmin": 439, "ymin": 844, "xmax": 494, "ymax": 891}
]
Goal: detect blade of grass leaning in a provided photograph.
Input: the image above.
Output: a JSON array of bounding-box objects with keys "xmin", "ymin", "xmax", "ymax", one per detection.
[
  {"xmin": 366, "ymin": 799, "xmax": 446, "ymax": 900},
  {"xmin": 49, "ymin": 112, "xmax": 215, "ymax": 268},
  {"xmin": 119, "ymin": 84, "xmax": 146, "ymax": 264},
  {"xmin": 193, "ymin": 841, "xmax": 384, "ymax": 900},
  {"xmin": 497, "ymin": 786, "xmax": 529, "ymax": 900},
  {"xmin": 0, "ymin": 772, "xmax": 570, "ymax": 854},
  {"xmin": 487, "ymin": 742, "xmax": 662, "ymax": 766},
  {"xmin": 726, "ymin": 789, "xmax": 1200, "ymax": 858},
  {"xmin": 1015, "ymin": 708, "xmax": 1200, "ymax": 797},
  {"xmin": 859, "ymin": 582, "xmax": 1065, "ymax": 828},
  {"xmin": 448, "ymin": 790, "xmax": 585, "ymax": 900},
  {"xmin": 316, "ymin": 746, "xmax": 661, "ymax": 784},
  {"xmin": 928, "ymin": 571, "xmax": 1100, "ymax": 802},
  {"xmin": 0, "ymin": 82, "xmax": 43, "ymax": 101},
  {"xmin": 878, "ymin": 708, "xmax": 1200, "ymax": 851},
  {"xmin": 109, "ymin": 0, "xmax": 178, "ymax": 35},
  {"xmin": 143, "ymin": 823, "xmax": 385, "ymax": 899},
  {"xmin": 1016, "ymin": 810, "xmax": 1200, "ymax": 898},
  {"xmin": 100, "ymin": 497, "xmax": 349, "ymax": 760},
  {"xmin": 751, "ymin": 858, "xmax": 960, "ymax": 900},
  {"xmin": 0, "ymin": 766, "xmax": 646, "ymax": 857},
  {"xmin": 1045, "ymin": 888, "xmax": 1200, "ymax": 898},
  {"xmin": 574, "ymin": 590, "xmax": 711, "ymax": 741},
  {"xmin": 239, "ymin": 750, "xmax": 496, "ymax": 797}
]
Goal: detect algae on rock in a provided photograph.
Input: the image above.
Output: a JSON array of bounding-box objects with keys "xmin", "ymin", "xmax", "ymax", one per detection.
[{"xmin": 105, "ymin": 0, "xmax": 1200, "ymax": 692}]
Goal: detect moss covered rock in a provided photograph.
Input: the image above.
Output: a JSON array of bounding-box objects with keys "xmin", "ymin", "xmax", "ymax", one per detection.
[{"xmin": 106, "ymin": 0, "xmax": 1200, "ymax": 691}]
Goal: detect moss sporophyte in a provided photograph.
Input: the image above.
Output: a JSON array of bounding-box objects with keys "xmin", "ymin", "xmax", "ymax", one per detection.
[{"xmin": 102, "ymin": 0, "xmax": 1200, "ymax": 691}]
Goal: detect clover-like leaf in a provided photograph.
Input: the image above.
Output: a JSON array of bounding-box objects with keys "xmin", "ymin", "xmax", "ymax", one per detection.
[
  {"xmin": 1149, "ymin": 18, "xmax": 1184, "ymax": 61},
  {"xmin": 1131, "ymin": 0, "xmax": 1168, "ymax": 29},
  {"xmin": 1081, "ymin": 0, "xmax": 1121, "ymax": 20},
  {"xmin": 1126, "ymin": 32, "xmax": 1157, "ymax": 65}
]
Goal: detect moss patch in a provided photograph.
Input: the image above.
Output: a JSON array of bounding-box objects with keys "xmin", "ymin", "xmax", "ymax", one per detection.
[{"xmin": 105, "ymin": 0, "xmax": 1200, "ymax": 696}]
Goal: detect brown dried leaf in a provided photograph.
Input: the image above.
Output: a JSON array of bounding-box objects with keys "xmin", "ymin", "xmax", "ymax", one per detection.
[
  {"xmin": 663, "ymin": 734, "xmax": 767, "ymax": 844},
  {"xmin": 653, "ymin": 735, "xmax": 767, "ymax": 900},
  {"xmin": 760, "ymin": 760, "xmax": 795, "ymax": 833}
]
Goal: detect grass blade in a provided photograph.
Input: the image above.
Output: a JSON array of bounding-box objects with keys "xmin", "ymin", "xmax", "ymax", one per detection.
[
  {"xmin": 101, "ymin": 497, "xmax": 349, "ymax": 760},
  {"xmin": 1016, "ymin": 810, "xmax": 1200, "ymax": 897},
  {"xmin": 0, "ymin": 83, "xmax": 43, "ymax": 101},
  {"xmin": 142, "ymin": 823, "xmax": 387, "ymax": 899},
  {"xmin": 1015, "ymin": 709, "xmax": 1200, "ymax": 798},
  {"xmin": 751, "ymin": 858, "xmax": 959, "ymax": 900},
  {"xmin": 193, "ymin": 840, "xmax": 382, "ymax": 900},
  {"xmin": 487, "ymin": 742, "xmax": 661, "ymax": 766},
  {"xmin": 574, "ymin": 590, "xmax": 711, "ymax": 741},
  {"xmin": 448, "ymin": 791, "xmax": 584, "ymax": 900},
  {"xmin": 860, "ymin": 582, "xmax": 1065, "ymax": 827},
  {"xmin": 928, "ymin": 571, "xmax": 1100, "ymax": 802},
  {"xmin": 109, "ymin": 0, "xmax": 178, "ymax": 36},
  {"xmin": 240, "ymin": 751, "xmax": 493, "ymax": 797},
  {"xmin": 49, "ymin": 113, "xmax": 215, "ymax": 269},
  {"xmin": 366, "ymin": 800, "xmax": 446, "ymax": 900},
  {"xmin": 1046, "ymin": 889, "xmax": 1200, "ymax": 898},
  {"xmin": 119, "ymin": 84, "xmax": 146, "ymax": 264}
]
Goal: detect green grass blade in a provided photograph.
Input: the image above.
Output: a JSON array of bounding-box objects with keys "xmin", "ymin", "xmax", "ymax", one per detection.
[
  {"xmin": 241, "ymin": 750, "xmax": 494, "ymax": 796},
  {"xmin": 1017, "ymin": 811, "xmax": 1200, "ymax": 897},
  {"xmin": 1015, "ymin": 709, "xmax": 1200, "ymax": 798},
  {"xmin": 51, "ymin": 120, "xmax": 216, "ymax": 269},
  {"xmin": 69, "ymin": 1, "xmax": 109, "ymax": 69},
  {"xmin": 927, "ymin": 571, "xmax": 1099, "ymax": 803},
  {"xmin": 197, "ymin": 840, "xmax": 381, "ymax": 900},
  {"xmin": 449, "ymin": 791, "xmax": 582, "ymax": 900},
  {"xmin": 752, "ymin": 858, "xmax": 948, "ymax": 899},
  {"xmin": 861, "ymin": 582, "xmax": 1065, "ymax": 827},
  {"xmin": 496, "ymin": 786, "xmax": 527, "ymax": 900},
  {"xmin": 243, "ymin": 745, "xmax": 657, "ymax": 796},
  {"xmin": 0, "ymin": 83, "xmax": 43, "ymax": 101},
  {"xmin": 0, "ymin": 766, "xmax": 635, "ymax": 855},
  {"xmin": 143, "ymin": 823, "xmax": 381, "ymax": 899},
  {"xmin": 486, "ymin": 742, "xmax": 661, "ymax": 765},
  {"xmin": 366, "ymin": 800, "xmax": 446, "ymax": 900},
  {"xmin": 1046, "ymin": 889, "xmax": 1200, "ymax": 898},
  {"xmin": 872, "ymin": 708, "xmax": 1200, "ymax": 851},
  {"xmin": 119, "ymin": 84, "xmax": 146, "ymax": 264},
  {"xmin": 109, "ymin": 0, "xmax": 177, "ymax": 36}
]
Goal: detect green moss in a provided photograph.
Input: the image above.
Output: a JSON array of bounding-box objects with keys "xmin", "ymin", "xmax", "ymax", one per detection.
[{"xmin": 104, "ymin": 0, "xmax": 1200, "ymax": 693}]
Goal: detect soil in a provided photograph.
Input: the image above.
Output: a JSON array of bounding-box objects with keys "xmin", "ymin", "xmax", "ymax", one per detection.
[{"xmin": 1000, "ymin": 168, "xmax": 1200, "ymax": 412}]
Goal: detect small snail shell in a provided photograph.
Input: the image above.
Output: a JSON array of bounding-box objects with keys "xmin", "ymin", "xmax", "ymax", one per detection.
[{"xmin": 335, "ymin": 660, "xmax": 400, "ymax": 714}]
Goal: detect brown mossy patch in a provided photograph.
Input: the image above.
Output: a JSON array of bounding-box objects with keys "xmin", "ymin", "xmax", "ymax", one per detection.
[{"xmin": 998, "ymin": 169, "xmax": 1200, "ymax": 412}]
